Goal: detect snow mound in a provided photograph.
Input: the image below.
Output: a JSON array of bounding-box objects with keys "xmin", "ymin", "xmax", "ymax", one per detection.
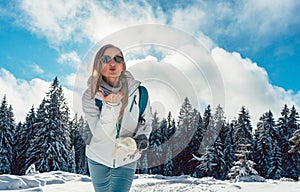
[
  {"xmin": 236, "ymin": 175, "xmax": 266, "ymax": 182},
  {"xmin": 131, "ymin": 174, "xmax": 226, "ymax": 192},
  {"xmin": 0, "ymin": 171, "xmax": 91, "ymax": 190}
]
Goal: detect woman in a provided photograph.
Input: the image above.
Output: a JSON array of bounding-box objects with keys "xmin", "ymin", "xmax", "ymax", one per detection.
[{"xmin": 82, "ymin": 44, "xmax": 152, "ymax": 192}]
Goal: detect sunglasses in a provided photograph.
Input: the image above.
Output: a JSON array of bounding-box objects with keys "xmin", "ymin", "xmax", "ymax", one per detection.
[{"xmin": 100, "ymin": 55, "xmax": 124, "ymax": 64}]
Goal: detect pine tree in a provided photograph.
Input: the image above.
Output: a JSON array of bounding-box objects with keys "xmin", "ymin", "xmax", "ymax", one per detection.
[
  {"xmin": 0, "ymin": 96, "xmax": 15, "ymax": 174},
  {"xmin": 161, "ymin": 112, "xmax": 176, "ymax": 176},
  {"xmin": 193, "ymin": 105, "xmax": 226, "ymax": 179},
  {"xmin": 173, "ymin": 97, "xmax": 195, "ymax": 175},
  {"xmin": 269, "ymin": 140, "xmax": 283, "ymax": 180},
  {"xmin": 192, "ymin": 136, "xmax": 224, "ymax": 179},
  {"xmin": 221, "ymin": 123, "xmax": 236, "ymax": 180},
  {"xmin": 192, "ymin": 147, "xmax": 215, "ymax": 178},
  {"xmin": 198, "ymin": 105, "xmax": 213, "ymax": 154},
  {"xmin": 7, "ymin": 105, "xmax": 16, "ymax": 172},
  {"xmin": 29, "ymin": 77, "xmax": 72, "ymax": 173},
  {"xmin": 234, "ymin": 106, "xmax": 254, "ymax": 161},
  {"xmin": 28, "ymin": 98, "xmax": 47, "ymax": 172},
  {"xmin": 285, "ymin": 106, "xmax": 300, "ymax": 180},
  {"xmin": 254, "ymin": 110, "xmax": 277, "ymax": 179},
  {"xmin": 186, "ymin": 110, "xmax": 203, "ymax": 175},
  {"xmin": 277, "ymin": 104, "xmax": 290, "ymax": 178},
  {"xmin": 11, "ymin": 122, "xmax": 23, "ymax": 175},
  {"xmin": 147, "ymin": 111, "xmax": 162, "ymax": 174},
  {"xmin": 16, "ymin": 106, "xmax": 36, "ymax": 174},
  {"xmin": 71, "ymin": 115, "xmax": 88, "ymax": 175},
  {"xmin": 228, "ymin": 143, "xmax": 265, "ymax": 182}
]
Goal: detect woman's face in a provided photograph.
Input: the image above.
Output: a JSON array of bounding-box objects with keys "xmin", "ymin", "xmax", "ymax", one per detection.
[{"xmin": 100, "ymin": 47, "xmax": 124, "ymax": 79}]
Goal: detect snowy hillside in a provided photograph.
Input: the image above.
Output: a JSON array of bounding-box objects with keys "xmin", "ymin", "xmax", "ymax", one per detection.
[{"xmin": 0, "ymin": 171, "xmax": 299, "ymax": 192}]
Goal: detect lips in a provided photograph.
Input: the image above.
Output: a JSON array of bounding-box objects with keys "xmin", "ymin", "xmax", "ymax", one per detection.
[{"xmin": 109, "ymin": 67, "xmax": 116, "ymax": 71}]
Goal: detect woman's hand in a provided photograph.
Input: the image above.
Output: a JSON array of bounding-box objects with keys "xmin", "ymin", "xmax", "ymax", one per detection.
[{"xmin": 97, "ymin": 90, "xmax": 124, "ymax": 104}]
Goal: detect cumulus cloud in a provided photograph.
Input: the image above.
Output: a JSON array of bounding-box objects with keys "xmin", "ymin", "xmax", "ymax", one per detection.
[
  {"xmin": 17, "ymin": 0, "xmax": 166, "ymax": 45},
  {"xmin": 170, "ymin": 0, "xmax": 300, "ymax": 50},
  {"xmin": 0, "ymin": 68, "xmax": 75, "ymax": 122},
  {"xmin": 211, "ymin": 47, "xmax": 299, "ymax": 125},
  {"xmin": 57, "ymin": 51, "xmax": 81, "ymax": 68},
  {"xmin": 18, "ymin": 0, "xmax": 88, "ymax": 45}
]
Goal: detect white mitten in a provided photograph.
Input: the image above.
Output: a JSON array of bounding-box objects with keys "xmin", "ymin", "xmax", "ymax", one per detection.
[{"xmin": 113, "ymin": 137, "xmax": 137, "ymax": 162}]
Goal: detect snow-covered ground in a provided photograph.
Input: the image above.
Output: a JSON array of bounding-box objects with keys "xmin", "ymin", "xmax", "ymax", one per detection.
[{"xmin": 0, "ymin": 171, "xmax": 299, "ymax": 192}]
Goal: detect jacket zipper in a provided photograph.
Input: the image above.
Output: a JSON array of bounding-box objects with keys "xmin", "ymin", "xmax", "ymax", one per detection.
[{"xmin": 113, "ymin": 119, "xmax": 122, "ymax": 168}]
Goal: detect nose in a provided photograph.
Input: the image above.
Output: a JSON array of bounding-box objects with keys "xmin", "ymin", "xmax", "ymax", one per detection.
[{"xmin": 108, "ymin": 58, "xmax": 117, "ymax": 65}]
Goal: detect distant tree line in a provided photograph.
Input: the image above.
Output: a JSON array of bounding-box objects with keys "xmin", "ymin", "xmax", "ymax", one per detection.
[{"xmin": 0, "ymin": 77, "xmax": 299, "ymax": 181}]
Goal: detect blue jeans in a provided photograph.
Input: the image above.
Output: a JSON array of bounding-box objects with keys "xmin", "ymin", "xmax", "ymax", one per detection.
[{"xmin": 88, "ymin": 158, "xmax": 136, "ymax": 192}]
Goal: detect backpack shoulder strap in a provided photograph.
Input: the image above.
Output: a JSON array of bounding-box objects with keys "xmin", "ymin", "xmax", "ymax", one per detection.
[
  {"xmin": 138, "ymin": 85, "xmax": 148, "ymax": 121},
  {"xmin": 95, "ymin": 86, "xmax": 148, "ymax": 120},
  {"xmin": 95, "ymin": 98, "xmax": 103, "ymax": 111}
]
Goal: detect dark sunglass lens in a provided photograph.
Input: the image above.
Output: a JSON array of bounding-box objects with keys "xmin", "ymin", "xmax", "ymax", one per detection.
[
  {"xmin": 101, "ymin": 55, "xmax": 111, "ymax": 64},
  {"xmin": 114, "ymin": 56, "xmax": 123, "ymax": 63}
]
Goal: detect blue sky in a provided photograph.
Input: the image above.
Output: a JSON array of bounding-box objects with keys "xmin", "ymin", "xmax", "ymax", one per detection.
[{"xmin": 0, "ymin": 0, "xmax": 299, "ymax": 123}]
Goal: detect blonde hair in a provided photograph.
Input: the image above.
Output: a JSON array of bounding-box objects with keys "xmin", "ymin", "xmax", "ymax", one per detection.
[{"xmin": 88, "ymin": 44, "xmax": 128, "ymax": 121}]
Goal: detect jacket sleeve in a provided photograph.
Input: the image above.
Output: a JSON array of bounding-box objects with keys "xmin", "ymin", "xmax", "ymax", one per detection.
[
  {"xmin": 133, "ymin": 97, "xmax": 153, "ymax": 150},
  {"xmin": 82, "ymin": 86, "xmax": 120, "ymax": 140}
]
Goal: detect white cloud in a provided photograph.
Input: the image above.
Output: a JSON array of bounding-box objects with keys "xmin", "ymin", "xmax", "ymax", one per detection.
[
  {"xmin": 18, "ymin": 0, "xmax": 166, "ymax": 45},
  {"xmin": 169, "ymin": 0, "xmax": 300, "ymax": 49},
  {"xmin": 0, "ymin": 68, "xmax": 76, "ymax": 122},
  {"xmin": 30, "ymin": 63, "xmax": 44, "ymax": 74},
  {"xmin": 211, "ymin": 47, "xmax": 300, "ymax": 126},
  {"xmin": 18, "ymin": 0, "xmax": 87, "ymax": 45},
  {"xmin": 57, "ymin": 51, "xmax": 81, "ymax": 68},
  {"xmin": 171, "ymin": 6, "xmax": 206, "ymax": 36}
]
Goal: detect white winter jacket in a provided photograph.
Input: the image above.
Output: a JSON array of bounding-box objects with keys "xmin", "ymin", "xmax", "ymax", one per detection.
[{"xmin": 82, "ymin": 71, "xmax": 152, "ymax": 168}]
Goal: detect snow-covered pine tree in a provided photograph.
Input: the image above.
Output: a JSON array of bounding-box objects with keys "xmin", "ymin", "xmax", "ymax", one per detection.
[
  {"xmin": 185, "ymin": 110, "xmax": 203, "ymax": 175},
  {"xmin": 158, "ymin": 118, "xmax": 168, "ymax": 175},
  {"xmin": 191, "ymin": 147, "xmax": 214, "ymax": 178},
  {"xmin": 192, "ymin": 135, "xmax": 224, "ymax": 179},
  {"xmin": 16, "ymin": 106, "xmax": 36, "ymax": 175},
  {"xmin": 269, "ymin": 140, "xmax": 283, "ymax": 180},
  {"xmin": 234, "ymin": 106, "xmax": 254, "ymax": 161},
  {"xmin": 211, "ymin": 105, "xmax": 226, "ymax": 179},
  {"xmin": 202, "ymin": 105, "xmax": 212, "ymax": 133},
  {"xmin": 163, "ymin": 145, "xmax": 174, "ymax": 176},
  {"xmin": 166, "ymin": 112, "xmax": 176, "ymax": 140},
  {"xmin": 162, "ymin": 112, "xmax": 176, "ymax": 176},
  {"xmin": 147, "ymin": 111, "xmax": 162, "ymax": 174},
  {"xmin": 173, "ymin": 97, "xmax": 195, "ymax": 175},
  {"xmin": 254, "ymin": 110, "xmax": 280, "ymax": 179},
  {"xmin": 228, "ymin": 142, "xmax": 265, "ymax": 182},
  {"xmin": 285, "ymin": 106, "xmax": 300, "ymax": 180},
  {"xmin": 71, "ymin": 114, "xmax": 88, "ymax": 175},
  {"xmin": 0, "ymin": 96, "xmax": 15, "ymax": 174},
  {"xmin": 277, "ymin": 104, "xmax": 290, "ymax": 178},
  {"xmin": 57, "ymin": 84, "xmax": 73, "ymax": 172},
  {"xmin": 198, "ymin": 105, "xmax": 213, "ymax": 155},
  {"xmin": 27, "ymin": 98, "xmax": 47, "ymax": 172},
  {"xmin": 221, "ymin": 123, "xmax": 236, "ymax": 180},
  {"xmin": 7, "ymin": 105, "xmax": 16, "ymax": 172},
  {"xmin": 11, "ymin": 122, "xmax": 23, "ymax": 174},
  {"xmin": 193, "ymin": 105, "xmax": 227, "ymax": 179},
  {"xmin": 29, "ymin": 77, "xmax": 72, "ymax": 173}
]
